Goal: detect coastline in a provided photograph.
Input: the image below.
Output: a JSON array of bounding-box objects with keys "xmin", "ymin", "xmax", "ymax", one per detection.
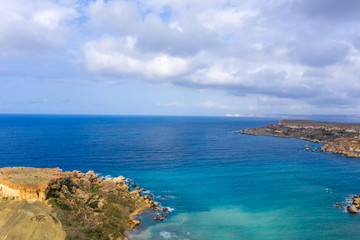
[
  {"xmin": 125, "ymin": 206, "xmax": 151, "ymax": 240},
  {"xmin": 241, "ymin": 119, "xmax": 360, "ymax": 159},
  {"xmin": 0, "ymin": 167, "xmax": 156, "ymax": 240}
]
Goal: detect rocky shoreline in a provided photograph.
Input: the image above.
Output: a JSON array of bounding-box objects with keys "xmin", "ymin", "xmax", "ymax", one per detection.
[
  {"xmin": 335, "ymin": 195, "xmax": 360, "ymax": 214},
  {"xmin": 237, "ymin": 119, "xmax": 360, "ymax": 214},
  {"xmin": 238, "ymin": 119, "xmax": 360, "ymax": 158},
  {"xmin": 0, "ymin": 167, "xmax": 166, "ymax": 240}
]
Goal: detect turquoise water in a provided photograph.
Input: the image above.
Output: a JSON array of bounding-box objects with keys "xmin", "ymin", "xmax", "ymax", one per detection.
[{"xmin": 1, "ymin": 115, "xmax": 360, "ymax": 239}]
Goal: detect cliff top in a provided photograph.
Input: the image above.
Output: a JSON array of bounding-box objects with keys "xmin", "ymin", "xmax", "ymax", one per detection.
[
  {"xmin": 0, "ymin": 167, "xmax": 154, "ymax": 240},
  {"xmin": 0, "ymin": 167, "xmax": 63, "ymax": 189},
  {"xmin": 279, "ymin": 120, "xmax": 360, "ymax": 129}
]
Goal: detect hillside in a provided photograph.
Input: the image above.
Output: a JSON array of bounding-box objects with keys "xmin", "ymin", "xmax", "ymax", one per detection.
[{"xmin": 0, "ymin": 167, "xmax": 155, "ymax": 240}]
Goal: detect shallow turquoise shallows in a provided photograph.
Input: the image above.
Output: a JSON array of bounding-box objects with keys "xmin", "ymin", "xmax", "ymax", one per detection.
[{"xmin": 1, "ymin": 115, "xmax": 360, "ymax": 240}]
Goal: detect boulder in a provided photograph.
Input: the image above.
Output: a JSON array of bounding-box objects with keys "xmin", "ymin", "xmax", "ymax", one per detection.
[
  {"xmin": 85, "ymin": 171, "xmax": 98, "ymax": 181},
  {"xmin": 71, "ymin": 170, "xmax": 80, "ymax": 178},
  {"xmin": 98, "ymin": 201, "xmax": 105, "ymax": 210},
  {"xmin": 347, "ymin": 205, "xmax": 358, "ymax": 213},
  {"xmin": 113, "ymin": 176, "xmax": 125, "ymax": 183},
  {"xmin": 130, "ymin": 190, "xmax": 141, "ymax": 197},
  {"xmin": 69, "ymin": 178, "xmax": 80, "ymax": 187},
  {"xmin": 119, "ymin": 184, "xmax": 129, "ymax": 191},
  {"xmin": 76, "ymin": 189, "xmax": 90, "ymax": 204},
  {"xmin": 101, "ymin": 179, "xmax": 117, "ymax": 191},
  {"xmin": 61, "ymin": 185, "xmax": 69, "ymax": 194},
  {"xmin": 353, "ymin": 198, "xmax": 360, "ymax": 205},
  {"xmin": 81, "ymin": 178, "xmax": 91, "ymax": 188}
]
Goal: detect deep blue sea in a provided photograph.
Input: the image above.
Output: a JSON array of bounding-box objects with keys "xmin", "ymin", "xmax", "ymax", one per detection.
[{"xmin": 1, "ymin": 115, "xmax": 360, "ymax": 240}]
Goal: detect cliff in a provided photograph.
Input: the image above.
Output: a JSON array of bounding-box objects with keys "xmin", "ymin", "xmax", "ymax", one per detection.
[
  {"xmin": 0, "ymin": 167, "xmax": 155, "ymax": 240},
  {"xmin": 242, "ymin": 120, "xmax": 360, "ymax": 158}
]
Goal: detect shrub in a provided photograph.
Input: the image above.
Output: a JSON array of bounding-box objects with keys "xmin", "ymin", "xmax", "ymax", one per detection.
[
  {"xmin": 88, "ymin": 201, "xmax": 99, "ymax": 209},
  {"xmin": 59, "ymin": 203, "xmax": 72, "ymax": 211}
]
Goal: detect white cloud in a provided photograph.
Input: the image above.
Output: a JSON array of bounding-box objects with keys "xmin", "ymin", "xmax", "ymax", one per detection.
[
  {"xmin": 0, "ymin": 0, "xmax": 78, "ymax": 56},
  {"xmin": 190, "ymin": 64, "xmax": 241, "ymax": 85},
  {"xmin": 198, "ymin": 8, "xmax": 258, "ymax": 33},
  {"xmin": 2, "ymin": 0, "xmax": 360, "ymax": 113},
  {"xmin": 87, "ymin": 0, "xmax": 140, "ymax": 33},
  {"xmin": 82, "ymin": 36, "xmax": 191, "ymax": 79},
  {"xmin": 33, "ymin": 7, "xmax": 77, "ymax": 30}
]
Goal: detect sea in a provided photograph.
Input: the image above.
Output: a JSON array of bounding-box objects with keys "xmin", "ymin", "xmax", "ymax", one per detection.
[{"xmin": 1, "ymin": 114, "xmax": 360, "ymax": 240}]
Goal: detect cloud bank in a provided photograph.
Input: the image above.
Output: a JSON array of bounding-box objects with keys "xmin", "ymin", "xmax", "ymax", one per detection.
[{"xmin": 1, "ymin": 0, "xmax": 360, "ymax": 113}]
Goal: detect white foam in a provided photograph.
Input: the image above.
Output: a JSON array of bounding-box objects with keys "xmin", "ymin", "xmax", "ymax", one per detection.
[
  {"xmin": 97, "ymin": 173, "xmax": 113, "ymax": 179},
  {"xmin": 159, "ymin": 231, "xmax": 172, "ymax": 239},
  {"xmin": 166, "ymin": 207, "xmax": 175, "ymax": 212}
]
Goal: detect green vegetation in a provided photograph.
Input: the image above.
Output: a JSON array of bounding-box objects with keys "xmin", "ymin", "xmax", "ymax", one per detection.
[
  {"xmin": 88, "ymin": 201, "xmax": 99, "ymax": 209},
  {"xmin": 51, "ymin": 199, "xmax": 72, "ymax": 211}
]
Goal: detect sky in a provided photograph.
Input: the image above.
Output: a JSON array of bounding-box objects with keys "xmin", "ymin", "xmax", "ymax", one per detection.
[{"xmin": 1, "ymin": 0, "xmax": 360, "ymax": 116}]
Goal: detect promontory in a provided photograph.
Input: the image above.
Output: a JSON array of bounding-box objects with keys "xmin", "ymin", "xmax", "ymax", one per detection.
[
  {"xmin": 0, "ymin": 167, "xmax": 155, "ymax": 240},
  {"xmin": 240, "ymin": 119, "xmax": 360, "ymax": 158}
]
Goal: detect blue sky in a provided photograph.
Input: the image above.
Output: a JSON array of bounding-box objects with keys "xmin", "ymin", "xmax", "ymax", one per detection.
[{"xmin": 1, "ymin": 0, "xmax": 360, "ymax": 116}]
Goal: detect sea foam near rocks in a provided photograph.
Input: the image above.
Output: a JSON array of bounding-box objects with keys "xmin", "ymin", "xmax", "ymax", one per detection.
[{"xmin": 159, "ymin": 231, "xmax": 173, "ymax": 239}]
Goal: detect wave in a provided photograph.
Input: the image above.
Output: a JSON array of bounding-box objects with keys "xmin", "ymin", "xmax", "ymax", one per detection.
[{"xmin": 159, "ymin": 231, "xmax": 173, "ymax": 239}]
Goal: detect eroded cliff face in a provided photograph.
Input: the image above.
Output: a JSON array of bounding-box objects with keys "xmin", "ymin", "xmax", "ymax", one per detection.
[
  {"xmin": 242, "ymin": 120, "xmax": 360, "ymax": 158},
  {"xmin": 321, "ymin": 138, "xmax": 360, "ymax": 158},
  {"xmin": 0, "ymin": 167, "xmax": 154, "ymax": 240},
  {"xmin": 0, "ymin": 167, "xmax": 64, "ymax": 201}
]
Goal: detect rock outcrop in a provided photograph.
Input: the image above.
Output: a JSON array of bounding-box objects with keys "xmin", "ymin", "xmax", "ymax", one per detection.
[
  {"xmin": 0, "ymin": 167, "xmax": 64, "ymax": 201},
  {"xmin": 241, "ymin": 120, "xmax": 360, "ymax": 158},
  {"xmin": 0, "ymin": 167, "xmax": 155, "ymax": 240},
  {"xmin": 337, "ymin": 195, "xmax": 360, "ymax": 214}
]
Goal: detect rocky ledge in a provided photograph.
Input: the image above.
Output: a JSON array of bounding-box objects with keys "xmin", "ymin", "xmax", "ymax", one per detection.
[
  {"xmin": 240, "ymin": 119, "xmax": 360, "ymax": 158},
  {"xmin": 336, "ymin": 195, "xmax": 360, "ymax": 214},
  {"xmin": 0, "ymin": 167, "xmax": 157, "ymax": 240}
]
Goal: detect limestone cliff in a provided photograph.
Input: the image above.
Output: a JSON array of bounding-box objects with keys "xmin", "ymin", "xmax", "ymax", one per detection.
[
  {"xmin": 0, "ymin": 167, "xmax": 155, "ymax": 240},
  {"xmin": 242, "ymin": 120, "xmax": 360, "ymax": 158}
]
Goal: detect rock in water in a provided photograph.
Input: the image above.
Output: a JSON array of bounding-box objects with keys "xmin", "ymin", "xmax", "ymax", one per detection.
[{"xmin": 347, "ymin": 205, "xmax": 358, "ymax": 213}]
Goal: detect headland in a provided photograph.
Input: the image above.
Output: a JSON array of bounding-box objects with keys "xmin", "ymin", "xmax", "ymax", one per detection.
[
  {"xmin": 0, "ymin": 167, "xmax": 158, "ymax": 240},
  {"xmin": 239, "ymin": 119, "xmax": 360, "ymax": 158}
]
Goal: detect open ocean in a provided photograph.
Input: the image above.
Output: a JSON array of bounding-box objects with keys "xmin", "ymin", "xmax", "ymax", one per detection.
[{"xmin": 2, "ymin": 114, "xmax": 360, "ymax": 240}]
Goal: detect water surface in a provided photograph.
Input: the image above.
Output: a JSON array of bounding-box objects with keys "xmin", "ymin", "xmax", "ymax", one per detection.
[{"xmin": 1, "ymin": 115, "xmax": 360, "ymax": 239}]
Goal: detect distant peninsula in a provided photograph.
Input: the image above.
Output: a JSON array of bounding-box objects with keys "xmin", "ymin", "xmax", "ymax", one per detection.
[
  {"xmin": 0, "ymin": 167, "xmax": 162, "ymax": 240},
  {"xmin": 239, "ymin": 120, "xmax": 360, "ymax": 158}
]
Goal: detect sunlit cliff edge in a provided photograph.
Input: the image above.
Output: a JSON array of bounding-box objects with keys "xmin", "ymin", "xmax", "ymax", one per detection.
[{"xmin": 0, "ymin": 167, "xmax": 153, "ymax": 240}]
